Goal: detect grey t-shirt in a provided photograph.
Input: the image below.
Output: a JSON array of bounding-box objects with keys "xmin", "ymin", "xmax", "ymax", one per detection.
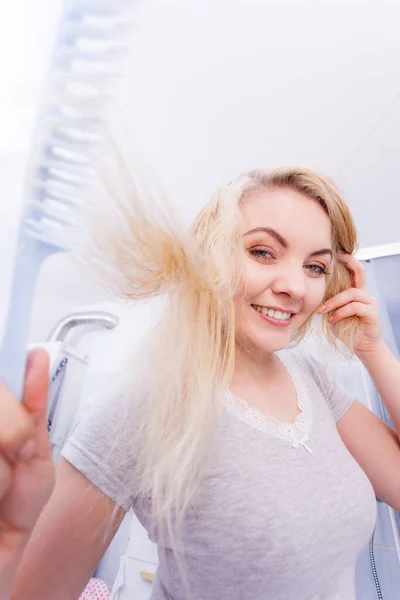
[{"xmin": 62, "ymin": 350, "xmax": 377, "ymax": 600}]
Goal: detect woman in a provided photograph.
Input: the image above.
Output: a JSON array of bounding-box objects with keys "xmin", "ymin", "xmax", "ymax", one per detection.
[
  {"xmin": 6, "ymin": 166, "xmax": 400, "ymax": 599},
  {"xmin": 0, "ymin": 349, "xmax": 52, "ymax": 599}
]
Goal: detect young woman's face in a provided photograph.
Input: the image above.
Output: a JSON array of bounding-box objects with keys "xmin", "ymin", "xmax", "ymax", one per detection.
[{"xmin": 235, "ymin": 186, "xmax": 333, "ymax": 354}]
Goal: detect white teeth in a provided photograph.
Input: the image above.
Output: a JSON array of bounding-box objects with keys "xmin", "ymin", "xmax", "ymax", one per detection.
[{"xmin": 253, "ymin": 306, "xmax": 292, "ymax": 321}]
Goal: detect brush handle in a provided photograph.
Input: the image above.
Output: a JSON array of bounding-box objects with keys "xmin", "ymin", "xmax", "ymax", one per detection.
[
  {"xmin": 0, "ymin": 235, "xmax": 49, "ymax": 400},
  {"xmin": 0, "ymin": 0, "xmax": 131, "ymax": 400}
]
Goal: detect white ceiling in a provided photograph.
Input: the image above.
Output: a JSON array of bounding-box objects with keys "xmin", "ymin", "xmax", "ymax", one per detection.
[
  {"xmin": 1, "ymin": 0, "xmax": 400, "ymax": 341},
  {"xmin": 2, "ymin": 0, "xmax": 400, "ymax": 246},
  {"xmin": 116, "ymin": 0, "xmax": 400, "ymax": 247}
]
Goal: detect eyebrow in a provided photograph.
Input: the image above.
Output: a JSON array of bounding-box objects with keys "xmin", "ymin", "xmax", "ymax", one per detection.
[{"xmin": 244, "ymin": 227, "xmax": 333, "ymax": 259}]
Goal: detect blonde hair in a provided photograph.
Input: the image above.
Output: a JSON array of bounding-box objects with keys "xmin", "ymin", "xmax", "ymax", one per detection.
[{"xmin": 88, "ymin": 160, "xmax": 361, "ymax": 542}]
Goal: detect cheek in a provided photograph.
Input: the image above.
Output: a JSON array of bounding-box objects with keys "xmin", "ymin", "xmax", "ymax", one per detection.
[
  {"xmin": 233, "ymin": 272, "xmax": 262, "ymax": 325},
  {"xmin": 238, "ymin": 260, "xmax": 269, "ymax": 301},
  {"xmin": 305, "ymin": 278, "xmax": 327, "ymax": 311}
]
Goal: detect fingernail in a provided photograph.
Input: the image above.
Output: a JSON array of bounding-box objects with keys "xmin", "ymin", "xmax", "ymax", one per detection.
[
  {"xmin": 25, "ymin": 350, "xmax": 43, "ymax": 388},
  {"xmin": 318, "ymin": 305, "xmax": 326, "ymax": 313},
  {"xmin": 25, "ymin": 350, "xmax": 37, "ymax": 378},
  {"xmin": 18, "ymin": 439, "xmax": 37, "ymax": 461},
  {"xmin": 329, "ymin": 316, "xmax": 334, "ymax": 322},
  {"xmin": 26, "ymin": 349, "xmax": 38, "ymax": 369}
]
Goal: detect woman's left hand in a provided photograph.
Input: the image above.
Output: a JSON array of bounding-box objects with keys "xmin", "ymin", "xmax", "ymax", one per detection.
[{"xmin": 317, "ymin": 252, "xmax": 382, "ymax": 356}]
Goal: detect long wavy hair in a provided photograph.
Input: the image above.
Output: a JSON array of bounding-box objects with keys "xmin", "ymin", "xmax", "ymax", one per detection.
[{"xmin": 87, "ymin": 158, "xmax": 361, "ymax": 539}]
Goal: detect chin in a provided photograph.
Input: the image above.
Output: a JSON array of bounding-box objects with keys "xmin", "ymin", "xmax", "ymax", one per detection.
[
  {"xmin": 238, "ymin": 326, "xmax": 293, "ymax": 355},
  {"xmin": 256, "ymin": 333, "xmax": 292, "ymax": 353}
]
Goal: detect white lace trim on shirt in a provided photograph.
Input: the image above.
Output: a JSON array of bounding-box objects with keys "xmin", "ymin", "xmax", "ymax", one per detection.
[{"xmin": 224, "ymin": 353, "xmax": 313, "ymax": 453}]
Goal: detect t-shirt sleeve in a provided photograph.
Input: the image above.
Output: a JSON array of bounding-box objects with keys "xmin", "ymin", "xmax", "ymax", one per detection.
[
  {"xmin": 301, "ymin": 353, "xmax": 355, "ymax": 422},
  {"xmin": 61, "ymin": 373, "xmax": 137, "ymax": 511}
]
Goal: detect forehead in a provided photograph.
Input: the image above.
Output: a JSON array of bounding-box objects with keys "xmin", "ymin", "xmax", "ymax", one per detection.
[{"xmin": 241, "ymin": 187, "xmax": 332, "ymax": 248}]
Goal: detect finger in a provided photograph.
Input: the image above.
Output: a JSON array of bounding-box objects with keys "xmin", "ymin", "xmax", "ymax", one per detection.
[
  {"xmin": 0, "ymin": 454, "xmax": 12, "ymax": 500},
  {"xmin": 318, "ymin": 288, "xmax": 371, "ymax": 313},
  {"xmin": 0, "ymin": 380, "xmax": 34, "ymax": 462},
  {"xmin": 22, "ymin": 348, "xmax": 51, "ymax": 459},
  {"xmin": 329, "ymin": 302, "xmax": 371, "ymax": 324},
  {"xmin": 22, "ymin": 349, "xmax": 50, "ymax": 415},
  {"xmin": 337, "ymin": 252, "xmax": 366, "ymax": 289}
]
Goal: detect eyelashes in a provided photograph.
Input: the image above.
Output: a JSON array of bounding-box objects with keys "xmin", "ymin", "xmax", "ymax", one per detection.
[
  {"xmin": 249, "ymin": 248, "xmax": 330, "ymax": 277},
  {"xmin": 305, "ymin": 264, "xmax": 330, "ymax": 277},
  {"xmin": 250, "ymin": 249, "xmax": 273, "ymax": 260}
]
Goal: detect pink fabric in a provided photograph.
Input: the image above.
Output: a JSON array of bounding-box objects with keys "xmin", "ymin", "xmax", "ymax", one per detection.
[{"xmin": 79, "ymin": 578, "xmax": 110, "ymax": 599}]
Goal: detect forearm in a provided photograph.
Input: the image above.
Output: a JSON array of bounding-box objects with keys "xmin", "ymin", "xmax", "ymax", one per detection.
[
  {"xmin": 1, "ymin": 534, "xmax": 29, "ymax": 600},
  {"xmin": 2, "ymin": 563, "xmax": 20, "ymax": 600},
  {"xmin": 358, "ymin": 340, "xmax": 400, "ymax": 438}
]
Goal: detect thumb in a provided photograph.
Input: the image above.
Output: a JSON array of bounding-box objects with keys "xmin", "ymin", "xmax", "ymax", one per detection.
[
  {"xmin": 23, "ymin": 349, "xmax": 50, "ymax": 413},
  {"xmin": 22, "ymin": 348, "xmax": 51, "ymax": 458}
]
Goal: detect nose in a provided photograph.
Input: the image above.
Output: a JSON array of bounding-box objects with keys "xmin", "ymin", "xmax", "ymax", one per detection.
[{"xmin": 270, "ymin": 261, "xmax": 307, "ymax": 301}]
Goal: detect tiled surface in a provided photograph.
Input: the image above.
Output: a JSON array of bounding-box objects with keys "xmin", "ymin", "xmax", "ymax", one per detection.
[
  {"xmin": 355, "ymin": 543, "xmax": 400, "ymax": 600},
  {"xmin": 374, "ymin": 501, "xmax": 397, "ymax": 549},
  {"xmin": 380, "ymin": 547, "xmax": 400, "ymax": 599},
  {"xmin": 371, "ymin": 546, "xmax": 393, "ymax": 600},
  {"xmin": 355, "ymin": 502, "xmax": 400, "ymax": 600},
  {"xmin": 355, "ymin": 544, "xmax": 382, "ymax": 600}
]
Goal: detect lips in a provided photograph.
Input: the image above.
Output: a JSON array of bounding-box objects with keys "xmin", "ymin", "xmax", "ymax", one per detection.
[{"xmin": 251, "ymin": 304, "xmax": 294, "ymax": 321}]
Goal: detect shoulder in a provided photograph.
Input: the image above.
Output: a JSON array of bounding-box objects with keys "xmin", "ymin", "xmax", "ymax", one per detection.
[
  {"xmin": 278, "ymin": 348, "xmax": 355, "ymax": 422},
  {"xmin": 278, "ymin": 348, "xmax": 329, "ymax": 394},
  {"xmin": 61, "ymin": 368, "xmax": 139, "ymax": 510},
  {"xmin": 76, "ymin": 369, "xmax": 138, "ymax": 438}
]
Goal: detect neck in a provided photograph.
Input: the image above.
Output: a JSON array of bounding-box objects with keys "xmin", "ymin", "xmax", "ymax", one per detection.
[{"xmin": 232, "ymin": 338, "xmax": 278, "ymax": 385}]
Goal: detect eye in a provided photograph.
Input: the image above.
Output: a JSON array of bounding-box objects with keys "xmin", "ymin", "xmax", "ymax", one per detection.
[
  {"xmin": 249, "ymin": 248, "xmax": 275, "ymax": 262},
  {"xmin": 305, "ymin": 264, "xmax": 329, "ymax": 277}
]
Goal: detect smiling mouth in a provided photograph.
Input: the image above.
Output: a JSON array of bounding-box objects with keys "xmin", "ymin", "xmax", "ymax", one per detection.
[{"xmin": 251, "ymin": 304, "xmax": 294, "ymax": 322}]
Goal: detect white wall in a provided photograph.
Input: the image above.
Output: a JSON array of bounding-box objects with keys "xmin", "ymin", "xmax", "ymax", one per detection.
[{"xmin": 1, "ymin": 0, "xmax": 400, "ymax": 346}]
